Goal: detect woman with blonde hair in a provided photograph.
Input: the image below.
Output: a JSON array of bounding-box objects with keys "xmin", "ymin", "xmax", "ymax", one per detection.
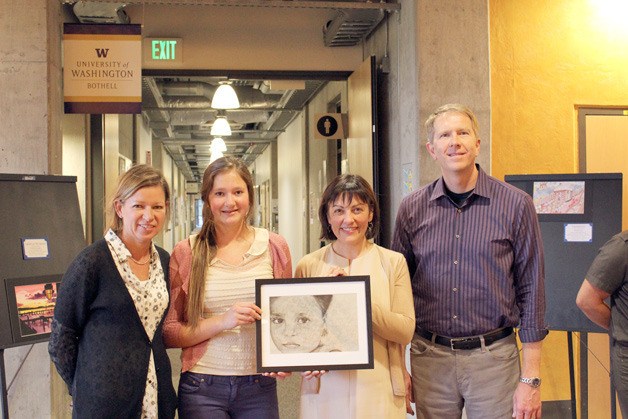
[
  {"xmin": 49, "ymin": 164, "xmax": 177, "ymax": 418},
  {"xmin": 164, "ymin": 156, "xmax": 292, "ymax": 418}
]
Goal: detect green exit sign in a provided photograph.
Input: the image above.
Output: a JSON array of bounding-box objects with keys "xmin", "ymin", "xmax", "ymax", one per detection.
[{"xmin": 144, "ymin": 38, "xmax": 182, "ymax": 64}]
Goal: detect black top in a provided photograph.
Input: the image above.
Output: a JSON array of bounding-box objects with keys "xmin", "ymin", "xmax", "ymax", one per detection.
[{"xmin": 48, "ymin": 239, "xmax": 177, "ymax": 418}]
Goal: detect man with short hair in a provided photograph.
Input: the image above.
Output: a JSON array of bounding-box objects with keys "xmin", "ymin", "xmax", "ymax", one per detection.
[{"xmin": 392, "ymin": 103, "xmax": 547, "ymax": 418}]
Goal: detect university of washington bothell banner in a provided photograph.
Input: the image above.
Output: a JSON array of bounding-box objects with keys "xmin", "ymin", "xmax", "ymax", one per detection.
[{"xmin": 63, "ymin": 24, "xmax": 142, "ymax": 114}]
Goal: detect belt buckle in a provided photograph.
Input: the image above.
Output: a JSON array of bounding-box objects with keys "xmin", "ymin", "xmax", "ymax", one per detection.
[{"xmin": 450, "ymin": 337, "xmax": 466, "ymax": 351}]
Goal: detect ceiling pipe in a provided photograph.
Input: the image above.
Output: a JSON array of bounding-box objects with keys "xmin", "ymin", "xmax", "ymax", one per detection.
[
  {"xmin": 63, "ymin": 1, "xmax": 400, "ymax": 12},
  {"xmin": 157, "ymin": 81, "xmax": 282, "ymax": 109}
]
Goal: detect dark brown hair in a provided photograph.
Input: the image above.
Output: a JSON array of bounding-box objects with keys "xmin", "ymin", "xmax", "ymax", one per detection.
[{"xmin": 318, "ymin": 174, "xmax": 379, "ymax": 241}]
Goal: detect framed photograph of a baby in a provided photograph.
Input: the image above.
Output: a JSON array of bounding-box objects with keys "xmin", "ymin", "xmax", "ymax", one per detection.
[{"xmin": 255, "ymin": 276, "xmax": 373, "ymax": 373}]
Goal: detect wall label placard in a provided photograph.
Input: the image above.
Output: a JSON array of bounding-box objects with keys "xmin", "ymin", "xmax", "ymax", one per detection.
[
  {"xmin": 63, "ymin": 23, "xmax": 142, "ymax": 114},
  {"xmin": 21, "ymin": 238, "xmax": 50, "ymax": 260}
]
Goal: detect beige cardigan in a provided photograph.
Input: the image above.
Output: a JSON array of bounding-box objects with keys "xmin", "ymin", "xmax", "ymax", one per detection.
[{"xmin": 295, "ymin": 243, "xmax": 415, "ymax": 397}]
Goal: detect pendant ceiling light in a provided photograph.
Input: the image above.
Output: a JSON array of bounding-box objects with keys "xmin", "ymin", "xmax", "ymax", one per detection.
[
  {"xmin": 209, "ymin": 137, "xmax": 226, "ymax": 163},
  {"xmin": 210, "ymin": 116, "xmax": 231, "ymax": 136},
  {"xmin": 209, "ymin": 150, "xmax": 224, "ymax": 164},
  {"xmin": 210, "ymin": 137, "xmax": 227, "ymax": 153},
  {"xmin": 211, "ymin": 82, "xmax": 240, "ymax": 109}
]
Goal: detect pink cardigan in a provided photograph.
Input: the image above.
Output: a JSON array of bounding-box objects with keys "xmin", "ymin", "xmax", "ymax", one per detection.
[{"xmin": 163, "ymin": 231, "xmax": 293, "ymax": 372}]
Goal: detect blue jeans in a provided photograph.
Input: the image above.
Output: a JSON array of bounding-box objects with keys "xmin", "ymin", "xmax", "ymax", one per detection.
[{"xmin": 178, "ymin": 372, "xmax": 279, "ymax": 419}]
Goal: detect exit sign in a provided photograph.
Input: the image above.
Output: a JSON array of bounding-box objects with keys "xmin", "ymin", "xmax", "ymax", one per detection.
[{"xmin": 144, "ymin": 38, "xmax": 182, "ymax": 64}]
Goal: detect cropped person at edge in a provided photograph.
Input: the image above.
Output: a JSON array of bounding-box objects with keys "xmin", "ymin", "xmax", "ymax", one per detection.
[
  {"xmin": 577, "ymin": 230, "xmax": 628, "ymax": 417},
  {"xmin": 391, "ymin": 104, "xmax": 548, "ymax": 419},
  {"xmin": 163, "ymin": 156, "xmax": 292, "ymax": 419}
]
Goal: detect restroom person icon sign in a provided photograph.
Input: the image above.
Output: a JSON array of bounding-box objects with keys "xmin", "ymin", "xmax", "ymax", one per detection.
[{"xmin": 317, "ymin": 115, "xmax": 339, "ymax": 138}]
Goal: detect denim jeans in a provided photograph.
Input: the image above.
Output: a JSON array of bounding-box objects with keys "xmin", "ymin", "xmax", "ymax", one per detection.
[{"xmin": 178, "ymin": 372, "xmax": 279, "ymax": 419}]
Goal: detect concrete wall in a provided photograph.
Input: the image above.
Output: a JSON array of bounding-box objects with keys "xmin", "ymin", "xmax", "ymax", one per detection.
[
  {"xmin": 0, "ymin": 0, "xmax": 64, "ymax": 417},
  {"xmin": 417, "ymin": 1, "xmax": 491, "ymax": 187},
  {"xmin": 363, "ymin": 0, "xmax": 420, "ymax": 246},
  {"xmin": 0, "ymin": 0, "xmax": 62, "ymax": 175}
]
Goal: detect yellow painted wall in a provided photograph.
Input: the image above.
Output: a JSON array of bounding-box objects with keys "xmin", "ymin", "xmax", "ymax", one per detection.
[
  {"xmin": 489, "ymin": 0, "xmax": 628, "ymax": 408},
  {"xmin": 490, "ymin": 0, "xmax": 628, "ymax": 179}
]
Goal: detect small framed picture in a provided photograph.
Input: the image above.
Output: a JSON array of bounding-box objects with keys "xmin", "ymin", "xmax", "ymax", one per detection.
[
  {"xmin": 4, "ymin": 274, "xmax": 62, "ymax": 345},
  {"xmin": 255, "ymin": 275, "xmax": 373, "ymax": 372}
]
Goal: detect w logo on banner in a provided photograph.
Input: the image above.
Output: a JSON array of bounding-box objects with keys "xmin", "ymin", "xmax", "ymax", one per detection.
[
  {"xmin": 63, "ymin": 22, "xmax": 142, "ymax": 114},
  {"xmin": 95, "ymin": 48, "xmax": 109, "ymax": 58}
]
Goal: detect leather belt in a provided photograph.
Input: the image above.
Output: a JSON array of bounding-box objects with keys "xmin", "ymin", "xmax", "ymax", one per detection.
[{"xmin": 417, "ymin": 327, "xmax": 513, "ymax": 350}]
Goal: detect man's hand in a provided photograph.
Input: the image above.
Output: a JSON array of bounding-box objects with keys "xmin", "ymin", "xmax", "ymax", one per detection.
[{"xmin": 512, "ymin": 382, "xmax": 541, "ymax": 419}]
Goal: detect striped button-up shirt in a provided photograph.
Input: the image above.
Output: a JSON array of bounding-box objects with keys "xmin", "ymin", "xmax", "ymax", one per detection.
[{"xmin": 391, "ymin": 166, "xmax": 548, "ymax": 343}]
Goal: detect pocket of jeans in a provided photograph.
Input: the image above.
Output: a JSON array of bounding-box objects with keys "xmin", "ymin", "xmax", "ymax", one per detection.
[
  {"xmin": 178, "ymin": 373, "xmax": 203, "ymax": 394},
  {"xmin": 254, "ymin": 375, "xmax": 277, "ymax": 391},
  {"xmin": 486, "ymin": 339, "xmax": 519, "ymax": 361},
  {"xmin": 410, "ymin": 336, "xmax": 431, "ymax": 355}
]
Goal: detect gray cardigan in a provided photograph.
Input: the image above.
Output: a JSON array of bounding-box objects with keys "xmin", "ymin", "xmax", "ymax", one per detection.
[{"xmin": 48, "ymin": 238, "xmax": 177, "ymax": 418}]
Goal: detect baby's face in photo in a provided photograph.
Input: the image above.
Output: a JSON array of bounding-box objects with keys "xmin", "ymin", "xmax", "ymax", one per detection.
[{"xmin": 269, "ymin": 296, "xmax": 326, "ymax": 353}]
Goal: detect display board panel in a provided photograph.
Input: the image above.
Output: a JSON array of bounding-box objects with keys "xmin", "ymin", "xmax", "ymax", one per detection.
[
  {"xmin": 505, "ymin": 173, "xmax": 622, "ymax": 333},
  {"xmin": 0, "ymin": 174, "xmax": 85, "ymax": 349}
]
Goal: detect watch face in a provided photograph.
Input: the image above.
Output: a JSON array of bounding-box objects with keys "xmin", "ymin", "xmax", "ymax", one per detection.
[{"xmin": 521, "ymin": 377, "xmax": 541, "ymax": 387}]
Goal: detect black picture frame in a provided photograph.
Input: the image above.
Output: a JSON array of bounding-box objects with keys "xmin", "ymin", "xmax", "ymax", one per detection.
[
  {"xmin": 255, "ymin": 275, "xmax": 373, "ymax": 373},
  {"xmin": 4, "ymin": 274, "xmax": 62, "ymax": 345}
]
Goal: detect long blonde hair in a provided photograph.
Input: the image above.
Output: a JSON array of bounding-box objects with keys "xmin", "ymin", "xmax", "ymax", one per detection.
[{"xmin": 187, "ymin": 156, "xmax": 254, "ymax": 328}]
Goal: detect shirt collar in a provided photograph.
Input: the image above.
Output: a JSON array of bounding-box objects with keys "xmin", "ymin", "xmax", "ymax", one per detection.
[
  {"xmin": 430, "ymin": 164, "xmax": 491, "ymax": 202},
  {"xmin": 247, "ymin": 227, "xmax": 269, "ymax": 256},
  {"xmin": 206, "ymin": 227, "xmax": 269, "ymax": 266},
  {"xmin": 105, "ymin": 228, "xmax": 158, "ymax": 264}
]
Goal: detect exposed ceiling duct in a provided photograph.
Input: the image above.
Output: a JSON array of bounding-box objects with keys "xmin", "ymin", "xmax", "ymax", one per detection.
[
  {"xmin": 156, "ymin": 81, "xmax": 283, "ymax": 110},
  {"xmin": 72, "ymin": 1, "xmax": 129, "ymax": 24},
  {"xmin": 142, "ymin": 77, "xmax": 327, "ymax": 180},
  {"xmin": 323, "ymin": 9, "xmax": 385, "ymax": 47}
]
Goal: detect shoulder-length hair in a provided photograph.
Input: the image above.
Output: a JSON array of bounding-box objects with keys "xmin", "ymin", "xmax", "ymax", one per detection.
[
  {"xmin": 318, "ymin": 174, "xmax": 379, "ymax": 241},
  {"xmin": 106, "ymin": 164, "xmax": 170, "ymax": 234},
  {"xmin": 187, "ymin": 156, "xmax": 255, "ymax": 328}
]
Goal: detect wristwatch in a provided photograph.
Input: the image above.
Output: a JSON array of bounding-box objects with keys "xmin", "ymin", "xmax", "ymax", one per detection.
[{"xmin": 519, "ymin": 377, "xmax": 542, "ymax": 388}]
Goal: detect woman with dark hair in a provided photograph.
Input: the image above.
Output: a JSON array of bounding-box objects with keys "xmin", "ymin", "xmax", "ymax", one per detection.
[
  {"xmin": 49, "ymin": 164, "xmax": 177, "ymax": 418},
  {"xmin": 295, "ymin": 173, "xmax": 415, "ymax": 418},
  {"xmin": 163, "ymin": 156, "xmax": 292, "ymax": 418}
]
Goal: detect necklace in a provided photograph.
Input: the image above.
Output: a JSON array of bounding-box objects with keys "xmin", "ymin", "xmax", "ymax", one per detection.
[{"xmin": 129, "ymin": 255, "xmax": 151, "ymax": 265}]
